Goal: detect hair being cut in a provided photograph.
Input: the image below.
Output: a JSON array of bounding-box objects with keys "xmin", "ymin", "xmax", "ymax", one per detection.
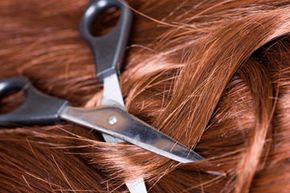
[{"xmin": 0, "ymin": 0, "xmax": 290, "ymax": 192}]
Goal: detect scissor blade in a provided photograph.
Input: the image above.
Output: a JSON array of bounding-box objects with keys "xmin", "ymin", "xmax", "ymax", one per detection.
[
  {"xmin": 101, "ymin": 73, "xmax": 125, "ymax": 108},
  {"xmin": 101, "ymin": 73, "xmax": 124, "ymax": 143},
  {"xmin": 101, "ymin": 73, "xmax": 147, "ymax": 193},
  {"xmin": 126, "ymin": 177, "xmax": 147, "ymax": 193},
  {"xmin": 60, "ymin": 106, "xmax": 203, "ymax": 163}
]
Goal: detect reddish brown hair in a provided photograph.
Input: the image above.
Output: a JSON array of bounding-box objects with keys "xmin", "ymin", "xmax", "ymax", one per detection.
[{"xmin": 1, "ymin": 0, "xmax": 290, "ymax": 192}]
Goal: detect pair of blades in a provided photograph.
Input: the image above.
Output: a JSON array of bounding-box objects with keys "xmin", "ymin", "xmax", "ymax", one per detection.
[
  {"xmin": 0, "ymin": 73, "xmax": 202, "ymax": 192},
  {"xmin": 0, "ymin": 0, "xmax": 204, "ymax": 192},
  {"xmin": 80, "ymin": 0, "xmax": 203, "ymax": 191}
]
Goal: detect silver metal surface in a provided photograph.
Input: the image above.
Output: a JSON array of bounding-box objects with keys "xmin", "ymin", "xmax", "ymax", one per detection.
[
  {"xmin": 60, "ymin": 105, "xmax": 203, "ymax": 163},
  {"xmin": 126, "ymin": 177, "xmax": 148, "ymax": 193},
  {"xmin": 100, "ymin": 73, "xmax": 147, "ymax": 193},
  {"xmin": 60, "ymin": 73, "xmax": 202, "ymax": 192},
  {"xmin": 101, "ymin": 73, "xmax": 124, "ymax": 143},
  {"xmin": 59, "ymin": 72, "xmax": 203, "ymax": 193},
  {"xmin": 101, "ymin": 73, "xmax": 125, "ymax": 107}
]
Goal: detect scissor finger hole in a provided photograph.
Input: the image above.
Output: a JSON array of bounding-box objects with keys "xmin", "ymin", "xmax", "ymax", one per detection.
[
  {"xmin": 0, "ymin": 89, "xmax": 25, "ymax": 114},
  {"xmin": 90, "ymin": 6, "xmax": 121, "ymax": 37}
]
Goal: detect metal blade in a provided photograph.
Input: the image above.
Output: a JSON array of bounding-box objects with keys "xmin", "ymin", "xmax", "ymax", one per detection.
[
  {"xmin": 126, "ymin": 177, "xmax": 147, "ymax": 193},
  {"xmin": 101, "ymin": 73, "xmax": 124, "ymax": 143},
  {"xmin": 100, "ymin": 73, "xmax": 147, "ymax": 193},
  {"xmin": 101, "ymin": 73, "xmax": 125, "ymax": 107},
  {"xmin": 60, "ymin": 106, "xmax": 203, "ymax": 163},
  {"xmin": 126, "ymin": 180, "xmax": 147, "ymax": 193}
]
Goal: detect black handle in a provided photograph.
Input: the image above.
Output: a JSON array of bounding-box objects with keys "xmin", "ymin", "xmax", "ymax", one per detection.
[
  {"xmin": 79, "ymin": 0, "xmax": 132, "ymax": 81},
  {"xmin": 0, "ymin": 76, "xmax": 69, "ymax": 126}
]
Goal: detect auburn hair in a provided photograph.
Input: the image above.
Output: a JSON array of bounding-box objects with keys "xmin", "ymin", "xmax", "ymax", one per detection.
[{"xmin": 1, "ymin": 0, "xmax": 290, "ymax": 192}]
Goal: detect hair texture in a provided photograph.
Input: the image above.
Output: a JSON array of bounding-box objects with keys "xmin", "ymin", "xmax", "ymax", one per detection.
[{"xmin": 1, "ymin": 0, "xmax": 290, "ymax": 192}]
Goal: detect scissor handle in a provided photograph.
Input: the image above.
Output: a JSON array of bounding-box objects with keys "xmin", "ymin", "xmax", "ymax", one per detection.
[
  {"xmin": 79, "ymin": 0, "xmax": 132, "ymax": 81},
  {"xmin": 0, "ymin": 76, "xmax": 69, "ymax": 126}
]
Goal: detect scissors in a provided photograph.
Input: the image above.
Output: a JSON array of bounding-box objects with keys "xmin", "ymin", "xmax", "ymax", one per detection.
[{"xmin": 0, "ymin": 0, "xmax": 203, "ymax": 192}]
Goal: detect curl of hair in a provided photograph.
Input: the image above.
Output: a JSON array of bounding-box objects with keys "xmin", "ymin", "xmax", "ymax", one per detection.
[{"xmin": 1, "ymin": 0, "xmax": 290, "ymax": 192}]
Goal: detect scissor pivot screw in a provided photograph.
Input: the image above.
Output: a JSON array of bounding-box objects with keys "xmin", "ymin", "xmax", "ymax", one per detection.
[{"xmin": 108, "ymin": 115, "xmax": 118, "ymax": 125}]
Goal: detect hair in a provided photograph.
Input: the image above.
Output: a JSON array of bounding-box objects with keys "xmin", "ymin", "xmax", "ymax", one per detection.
[{"xmin": 1, "ymin": 0, "xmax": 290, "ymax": 192}]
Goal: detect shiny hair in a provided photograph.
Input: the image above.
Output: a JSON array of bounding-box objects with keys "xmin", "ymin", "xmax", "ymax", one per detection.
[{"xmin": 1, "ymin": 0, "xmax": 290, "ymax": 192}]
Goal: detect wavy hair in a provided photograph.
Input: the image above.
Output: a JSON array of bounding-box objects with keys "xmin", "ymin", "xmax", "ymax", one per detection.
[{"xmin": 1, "ymin": 0, "xmax": 290, "ymax": 192}]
